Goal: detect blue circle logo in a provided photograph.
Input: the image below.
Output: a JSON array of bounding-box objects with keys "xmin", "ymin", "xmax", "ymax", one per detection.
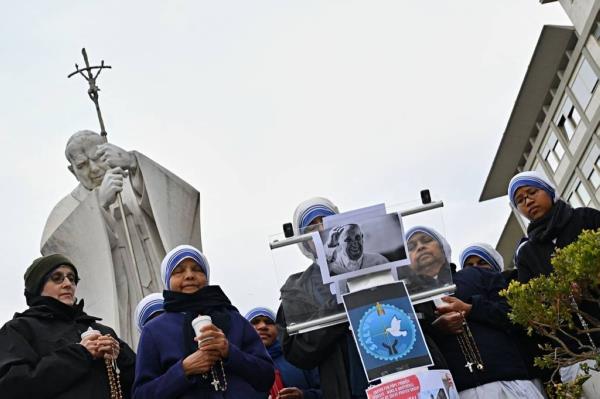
[{"xmin": 357, "ymin": 302, "xmax": 417, "ymax": 361}]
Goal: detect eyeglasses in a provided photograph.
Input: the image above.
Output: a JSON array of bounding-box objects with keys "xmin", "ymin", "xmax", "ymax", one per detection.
[
  {"xmin": 49, "ymin": 272, "xmax": 79, "ymax": 285},
  {"xmin": 514, "ymin": 187, "xmax": 540, "ymax": 207}
]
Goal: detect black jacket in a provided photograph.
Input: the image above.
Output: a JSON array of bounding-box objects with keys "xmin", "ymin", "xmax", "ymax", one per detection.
[
  {"xmin": 0, "ymin": 297, "xmax": 136, "ymax": 399},
  {"xmin": 515, "ymin": 200, "xmax": 600, "ymax": 358},
  {"xmin": 516, "ymin": 200, "xmax": 600, "ymax": 283},
  {"xmin": 430, "ymin": 267, "xmax": 529, "ymax": 392},
  {"xmin": 278, "ymin": 264, "xmax": 369, "ymax": 399}
]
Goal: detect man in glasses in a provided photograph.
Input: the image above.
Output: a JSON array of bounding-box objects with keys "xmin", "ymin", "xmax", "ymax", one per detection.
[{"xmin": 0, "ymin": 254, "xmax": 136, "ymax": 398}]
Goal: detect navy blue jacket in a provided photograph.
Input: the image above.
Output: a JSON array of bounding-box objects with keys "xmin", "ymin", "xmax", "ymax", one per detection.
[
  {"xmin": 248, "ymin": 339, "xmax": 322, "ymax": 399},
  {"xmin": 132, "ymin": 310, "xmax": 274, "ymax": 399},
  {"xmin": 431, "ymin": 267, "xmax": 529, "ymax": 392}
]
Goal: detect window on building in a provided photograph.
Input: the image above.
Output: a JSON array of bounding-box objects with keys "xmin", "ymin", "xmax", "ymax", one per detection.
[
  {"xmin": 581, "ymin": 143, "xmax": 600, "ymax": 190},
  {"xmin": 541, "ymin": 132, "xmax": 565, "ymax": 172},
  {"xmin": 568, "ymin": 178, "xmax": 592, "ymax": 208},
  {"xmin": 589, "ymin": 158, "xmax": 600, "ymax": 189},
  {"xmin": 571, "ymin": 57, "xmax": 599, "ymax": 110},
  {"xmin": 555, "ymin": 97, "xmax": 581, "ymax": 140}
]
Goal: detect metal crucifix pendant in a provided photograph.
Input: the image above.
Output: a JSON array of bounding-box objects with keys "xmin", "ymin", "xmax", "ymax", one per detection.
[
  {"xmin": 211, "ymin": 377, "xmax": 220, "ymax": 391},
  {"xmin": 465, "ymin": 361, "xmax": 474, "ymax": 373}
]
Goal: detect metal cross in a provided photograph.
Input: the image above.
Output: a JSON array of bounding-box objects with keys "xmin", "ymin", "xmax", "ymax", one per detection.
[
  {"xmin": 211, "ymin": 377, "xmax": 220, "ymax": 391},
  {"xmin": 465, "ymin": 361, "xmax": 474, "ymax": 373},
  {"xmin": 68, "ymin": 48, "xmax": 112, "ymax": 138}
]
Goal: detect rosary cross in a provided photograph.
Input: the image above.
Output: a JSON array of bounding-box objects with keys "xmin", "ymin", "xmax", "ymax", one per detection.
[
  {"xmin": 211, "ymin": 377, "xmax": 220, "ymax": 391},
  {"xmin": 465, "ymin": 361, "xmax": 474, "ymax": 373}
]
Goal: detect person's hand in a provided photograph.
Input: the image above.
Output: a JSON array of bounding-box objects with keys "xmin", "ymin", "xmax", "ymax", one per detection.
[
  {"xmin": 80, "ymin": 331, "xmax": 101, "ymax": 357},
  {"xmin": 432, "ymin": 312, "xmax": 464, "ymax": 335},
  {"xmin": 278, "ymin": 387, "xmax": 304, "ymax": 398},
  {"xmin": 98, "ymin": 167, "xmax": 127, "ymax": 209},
  {"xmin": 436, "ymin": 296, "xmax": 472, "ymax": 316},
  {"xmin": 182, "ymin": 349, "xmax": 221, "ymax": 375},
  {"xmin": 96, "ymin": 334, "xmax": 120, "ymax": 360},
  {"xmin": 196, "ymin": 324, "xmax": 229, "ymax": 358},
  {"xmin": 96, "ymin": 143, "xmax": 137, "ymax": 171}
]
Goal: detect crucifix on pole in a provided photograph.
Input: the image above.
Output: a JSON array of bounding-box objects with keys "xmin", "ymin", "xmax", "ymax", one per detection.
[{"xmin": 68, "ymin": 48, "xmax": 142, "ymax": 284}]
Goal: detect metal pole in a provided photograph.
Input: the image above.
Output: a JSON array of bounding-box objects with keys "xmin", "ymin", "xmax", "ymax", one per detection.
[
  {"xmin": 286, "ymin": 284, "xmax": 456, "ymax": 335},
  {"xmin": 270, "ymin": 200, "xmax": 444, "ymax": 250}
]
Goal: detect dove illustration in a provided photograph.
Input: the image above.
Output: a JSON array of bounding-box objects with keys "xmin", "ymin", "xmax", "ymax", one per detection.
[{"xmin": 385, "ymin": 316, "xmax": 407, "ymax": 337}]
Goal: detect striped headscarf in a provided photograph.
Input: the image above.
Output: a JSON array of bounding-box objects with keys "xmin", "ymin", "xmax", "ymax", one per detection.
[
  {"xmin": 405, "ymin": 226, "xmax": 452, "ymax": 264},
  {"xmin": 244, "ymin": 307, "xmax": 276, "ymax": 323},
  {"xmin": 134, "ymin": 293, "xmax": 164, "ymax": 332},
  {"xmin": 292, "ymin": 197, "xmax": 339, "ymax": 258},
  {"xmin": 160, "ymin": 245, "xmax": 210, "ymax": 290},
  {"xmin": 459, "ymin": 243, "xmax": 504, "ymax": 272},
  {"xmin": 508, "ymin": 171, "xmax": 556, "ymax": 208}
]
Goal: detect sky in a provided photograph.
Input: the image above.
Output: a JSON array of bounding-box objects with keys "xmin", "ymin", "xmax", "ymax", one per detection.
[{"xmin": 0, "ymin": 1, "xmax": 571, "ymax": 325}]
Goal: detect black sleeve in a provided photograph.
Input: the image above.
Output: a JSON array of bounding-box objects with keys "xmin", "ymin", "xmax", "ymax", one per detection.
[
  {"xmin": 584, "ymin": 207, "xmax": 600, "ymax": 230},
  {"xmin": 515, "ymin": 243, "xmax": 534, "ymax": 284},
  {"xmin": 95, "ymin": 323, "xmax": 136, "ymax": 399},
  {"xmin": 277, "ymin": 306, "xmax": 348, "ymax": 370},
  {"xmin": 116, "ymin": 339, "xmax": 137, "ymax": 399},
  {"xmin": 0, "ymin": 322, "xmax": 94, "ymax": 399}
]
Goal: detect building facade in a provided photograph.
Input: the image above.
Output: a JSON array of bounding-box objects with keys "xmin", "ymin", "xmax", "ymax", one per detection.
[{"xmin": 480, "ymin": 0, "xmax": 600, "ymax": 268}]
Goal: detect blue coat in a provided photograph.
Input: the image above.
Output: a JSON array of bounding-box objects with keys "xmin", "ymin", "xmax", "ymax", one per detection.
[
  {"xmin": 270, "ymin": 340, "xmax": 321, "ymax": 399},
  {"xmin": 132, "ymin": 310, "xmax": 274, "ymax": 399}
]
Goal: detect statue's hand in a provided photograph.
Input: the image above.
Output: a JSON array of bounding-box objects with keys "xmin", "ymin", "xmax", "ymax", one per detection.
[
  {"xmin": 96, "ymin": 143, "xmax": 137, "ymax": 171},
  {"xmin": 98, "ymin": 167, "xmax": 127, "ymax": 209}
]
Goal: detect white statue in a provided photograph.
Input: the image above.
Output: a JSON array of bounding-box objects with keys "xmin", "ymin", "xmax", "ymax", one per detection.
[{"xmin": 41, "ymin": 130, "xmax": 202, "ymax": 346}]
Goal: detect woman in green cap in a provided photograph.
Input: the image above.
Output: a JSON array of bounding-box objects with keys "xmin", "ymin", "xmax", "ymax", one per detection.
[{"xmin": 0, "ymin": 254, "xmax": 136, "ymax": 398}]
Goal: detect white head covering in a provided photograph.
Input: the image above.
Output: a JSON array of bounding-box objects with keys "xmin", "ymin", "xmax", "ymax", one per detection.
[
  {"xmin": 507, "ymin": 170, "xmax": 557, "ymax": 208},
  {"xmin": 459, "ymin": 243, "xmax": 504, "ymax": 272},
  {"xmin": 405, "ymin": 226, "xmax": 452, "ymax": 265},
  {"xmin": 134, "ymin": 293, "xmax": 164, "ymax": 332},
  {"xmin": 292, "ymin": 197, "xmax": 339, "ymax": 259},
  {"xmin": 244, "ymin": 307, "xmax": 276, "ymax": 323},
  {"xmin": 160, "ymin": 245, "xmax": 210, "ymax": 290}
]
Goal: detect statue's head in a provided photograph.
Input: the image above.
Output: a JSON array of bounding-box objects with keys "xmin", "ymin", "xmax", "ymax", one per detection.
[{"xmin": 65, "ymin": 130, "xmax": 108, "ymax": 190}]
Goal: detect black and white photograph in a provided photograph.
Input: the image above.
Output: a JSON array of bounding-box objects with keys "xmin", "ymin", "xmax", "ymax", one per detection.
[{"xmin": 314, "ymin": 211, "xmax": 409, "ymax": 283}]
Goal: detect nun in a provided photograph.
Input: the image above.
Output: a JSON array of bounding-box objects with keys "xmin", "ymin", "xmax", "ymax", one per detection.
[
  {"xmin": 245, "ymin": 307, "xmax": 321, "ymax": 399},
  {"xmin": 397, "ymin": 226, "xmax": 454, "ymax": 295},
  {"xmin": 278, "ymin": 197, "xmax": 370, "ymax": 399},
  {"xmin": 132, "ymin": 245, "xmax": 274, "ymax": 399},
  {"xmin": 430, "ymin": 243, "xmax": 544, "ymax": 398},
  {"xmin": 508, "ymin": 171, "xmax": 600, "ymax": 396},
  {"xmin": 134, "ymin": 293, "xmax": 164, "ymax": 333}
]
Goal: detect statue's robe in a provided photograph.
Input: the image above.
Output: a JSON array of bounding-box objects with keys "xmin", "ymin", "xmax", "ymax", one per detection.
[{"xmin": 41, "ymin": 152, "xmax": 202, "ymax": 347}]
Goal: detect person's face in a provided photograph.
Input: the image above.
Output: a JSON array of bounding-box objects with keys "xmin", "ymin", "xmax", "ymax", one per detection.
[
  {"xmin": 303, "ymin": 216, "xmax": 325, "ymax": 254},
  {"xmin": 463, "ymin": 255, "xmax": 492, "ymax": 270},
  {"xmin": 250, "ymin": 316, "xmax": 278, "ymax": 347},
  {"xmin": 407, "ymin": 232, "xmax": 446, "ymax": 277},
  {"xmin": 342, "ymin": 225, "xmax": 363, "ymax": 261},
  {"xmin": 169, "ymin": 258, "xmax": 208, "ymax": 294},
  {"xmin": 514, "ymin": 186, "xmax": 553, "ymax": 221},
  {"xmin": 67, "ymin": 135, "xmax": 109, "ymax": 190},
  {"xmin": 40, "ymin": 265, "xmax": 78, "ymax": 306}
]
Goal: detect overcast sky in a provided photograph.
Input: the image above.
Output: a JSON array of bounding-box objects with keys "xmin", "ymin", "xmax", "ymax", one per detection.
[{"xmin": 0, "ymin": 1, "xmax": 570, "ymax": 325}]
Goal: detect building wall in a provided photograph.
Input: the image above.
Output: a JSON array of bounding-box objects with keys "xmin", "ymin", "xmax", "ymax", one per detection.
[{"xmin": 559, "ymin": 0, "xmax": 596, "ymax": 35}]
